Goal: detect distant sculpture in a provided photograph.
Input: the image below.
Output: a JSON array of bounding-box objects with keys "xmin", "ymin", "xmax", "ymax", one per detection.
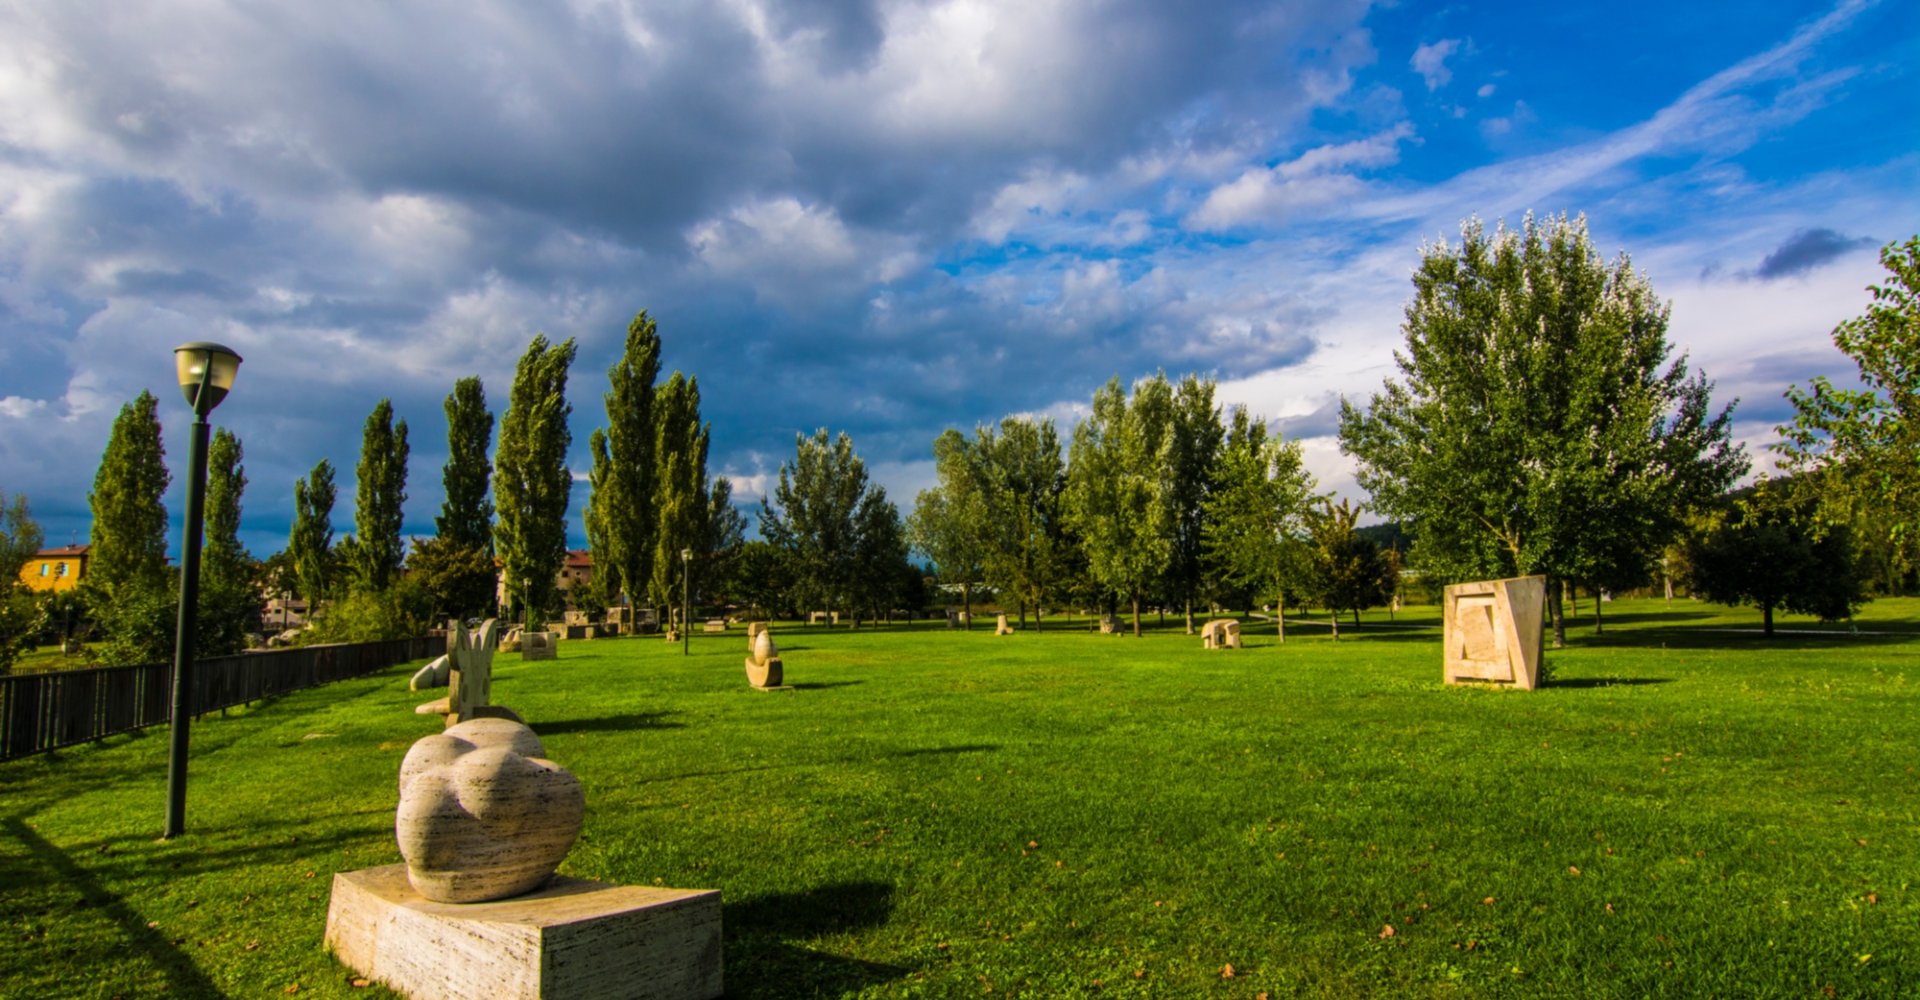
[
  {"xmin": 414, "ymin": 620, "xmax": 520, "ymax": 728},
  {"xmin": 521, "ymin": 630, "xmax": 557, "ymax": 662},
  {"xmin": 995, "ymin": 613, "xmax": 1014, "ymax": 636},
  {"xmin": 1443, "ymin": 575, "xmax": 1546, "ymax": 689},
  {"xmin": 1201, "ymin": 619, "xmax": 1242, "ymax": 649},
  {"xmin": 745, "ymin": 629, "xmax": 784, "ymax": 688},
  {"xmin": 395, "ymin": 717, "xmax": 584, "ymax": 903}
]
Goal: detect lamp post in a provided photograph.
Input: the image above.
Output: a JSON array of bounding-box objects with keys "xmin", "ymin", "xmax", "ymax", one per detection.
[
  {"xmin": 681, "ymin": 548, "xmax": 691, "ymax": 656},
  {"xmin": 164, "ymin": 341, "xmax": 242, "ymax": 839}
]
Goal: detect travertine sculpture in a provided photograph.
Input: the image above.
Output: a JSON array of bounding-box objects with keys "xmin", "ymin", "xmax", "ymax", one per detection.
[
  {"xmin": 995, "ymin": 613, "xmax": 1014, "ymax": 636},
  {"xmin": 1443, "ymin": 575, "xmax": 1546, "ymax": 689},
  {"xmin": 395, "ymin": 717, "xmax": 585, "ymax": 904},
  {"xmin": 745, "ymin": 630, "xmax": 784, "ymax": 688},
  {"xmin": 414, "ymin": 620, "xmax": 520, "ymax": 727},
  {"xmin": 409, "ymin": 654, "xmax": 450, "ymax": 691},
  {"xmin": 1201, "ymin": 619, "xmax": 1242, "ymax": 649}
]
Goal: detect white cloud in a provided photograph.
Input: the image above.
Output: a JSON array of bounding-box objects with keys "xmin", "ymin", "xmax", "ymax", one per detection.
[
  {"xmin": 1410, "ymin": 38, "xmax": 1462, "ymax": 91},
  {"xmin": 1186, "ymin": 123, "xmax": 1414, "ymax": 229}
]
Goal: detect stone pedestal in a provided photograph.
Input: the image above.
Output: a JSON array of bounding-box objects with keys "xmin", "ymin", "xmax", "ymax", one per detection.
[{"xmin": 326, "ymin": 864, "xmax": 722, "ymax": 1000}]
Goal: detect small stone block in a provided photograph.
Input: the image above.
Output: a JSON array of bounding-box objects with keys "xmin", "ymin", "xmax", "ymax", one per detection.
[{"xmin": 326, "ymin": 864, "xmax": 723, "ymax": 1000}]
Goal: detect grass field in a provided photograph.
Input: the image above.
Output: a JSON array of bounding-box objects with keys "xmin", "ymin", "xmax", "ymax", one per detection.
[{"xmin": 2, "ymin": 598, "xmax": 1916, "ymax": 998}]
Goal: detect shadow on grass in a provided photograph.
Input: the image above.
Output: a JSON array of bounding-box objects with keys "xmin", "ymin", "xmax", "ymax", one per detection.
[
  {"xmin": 1546, "ymin": 677, "xmax": 1674, "ymax": 689},
  {"xmin": 725, "ymin": 880, "xmax": 910, "ymax": 997},
  {"xmin": 881, "ymin": 743, "xmax": 998, "ymax": 759},
  {"xmin": 2, "ymin": 818, "xmax": 223, "ymax": 996},
  {"xmin": 1580, "ymin": 627, "xmax": 1919, "ymax": 651},
  {"xmin": 788, "ymin": 681, "xmax": 864, "ymax": 691},
  {"xmin": 532, "ymin": 711, "xmax": 685, "ymax": 736}
]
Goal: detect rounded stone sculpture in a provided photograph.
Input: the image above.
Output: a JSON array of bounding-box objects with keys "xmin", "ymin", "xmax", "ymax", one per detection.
[
  {"xmin": 395, "ymin": 717, "xmax": 584, "ymax": 903},
  {"xmin": 745, "ymin": 630, "xmax": 783, "ymax": 688}
]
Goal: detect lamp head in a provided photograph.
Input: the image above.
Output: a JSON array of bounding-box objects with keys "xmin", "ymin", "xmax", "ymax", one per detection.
[
  {"xmin": 681, "ymin": 548, "xmax": 691, "ymax": 562},
  {"xmin": 173, "ymin": 342, "xmax": 243, "ymax": 414}
]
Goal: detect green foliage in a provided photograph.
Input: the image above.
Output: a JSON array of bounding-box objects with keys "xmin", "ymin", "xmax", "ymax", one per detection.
[
  {"xmin": 90, "ymin": 570, "xmax": 256, "ymax": 666},
  {"xmin": 907, "ymin": 429, "xmax": 990, "ymax": 623},
  {"xmin": 700, "ymin": 475, "xmax": 748, "ymax": 603},
  {"xmin": 848, "ymin": 484, "xmax": 908, "ymax": 621},
  {"xmin": 493, "ymin": 334, "xmax": 577, "ymax": 621},
  {"xmin": 587, "ymin": 312, "xmax": 662, "ymax": 607},
  {"xmin": 436, "ymin": 376, "xmax": 495, "ymax": 554},
  {"xmin": 1339, "ymin": 213, "xmax": 1744, "ymax": 643},
  {"xmin": 289, "ymin": 459, "xmax": 337, "ymax": 604},
  {"xmin": 406, "ymin": 535, "xmax": 498, "ymax": 621},
  {"xmin": 302, "ymin": 579, "xmax": 433, "ymax": 644},
  {"xmin": 87, "ymin": 390, "xmax": 171, "ymax": 595},
  {"xmin": 1302, "ymin": 498, "xmax": 1395, "ymax": 636},
  {"xmin": 1686, "ymin": 490, "xmax": 1866, "ymax": 635},
  {"xmin": 760, "ymin": 429, "xmax": 890, "ymax": 619},
  {"xmin": 0, "ymin": 587, "xmax": 44, "ymax": 674},
  {"xmin": 350, "ymin": 398, "xmax": 410, "ymax": 592},
  {"xmin": 0, "ymin": 489, "xmax": 42, "ymax": 586},
  {"xmin": 1202, "ymin": 407, "xmax": 1318, "ymax": 640},
  {"xmin": 728, "ymin": 539, "xmax": 794, "ymax": 619},
  {"xmin": 647, "ymin": 373, "xmax": 710, "ymax": 612},
  {"xmin": 977, "ymin": 417, "xmax": 1069, "ymax": 628},
  {"xmin": 1065, "ymin": 375, "xmax": 1174, "ymax": 634},
  {"xmin": 1165, "ymin": 374, "xmax": 1224, "ymax": 626},
  {"xmin": 202, "ymin": 427, "xmax": 251, "ymax": 593},
  {"xmin": 1776, "ymin": 235, "xmax": 1920, "ymax": 582}
]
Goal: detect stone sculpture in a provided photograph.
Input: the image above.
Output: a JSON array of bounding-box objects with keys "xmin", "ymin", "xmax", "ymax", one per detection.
[
  {"xmin": 1443, "ymin": 575, "xmax": 1546, "ymax": 689},
  {"xmin": 409, "ymin": 654, "xmax": 450, "ymax": 691},
  {"xmin": 746, "ymin": 622, "xmax": 768, "ymax": 648},
  {"xmin": 521, "ymin": 630, "xmax": 557, "ymax": 661},
  {"xmin": 744, "ymin": 629, "xmax": 784, "ymax": 689},
  {"xmin": 395, "ymin": 717, "xmax": 585, "ymax": 904},
  {"xmin": 414, "ymin": 620, "xmax": 520, "ymax": 728},
  {"xmin": 1201, "ymin": 619, "xmax": 1242, "ymax": 650},
  {"xmin": 995, "ymin": 613, "xmax": 1014, "ymax": 636}
]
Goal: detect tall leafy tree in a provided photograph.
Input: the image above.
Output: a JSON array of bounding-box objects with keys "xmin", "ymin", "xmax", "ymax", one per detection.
[
  {"xmin": 290, "ymin": 459, "xmax": 337, "ymax": 605},
  {"xmin": 1775, "ymin": 235, "xmax": 1919, "ymax": 583},
  {"xmin": 351, "ymin": 399, "xmax": 410, "ymax": 592},
  {"xmin": 1202, "ymin": 408, "xmax": 1318, "ymax": 642},
  {"xmin": 583, "ymin": 428, "xmax": 620, "ymax": 612},
  {"xmin": 1687, "ymin": 489, "xmax": 1865, "ymax": 636},
  {"xmin": 647, "ymin": 373, "xmax": 710, "ymax": 614},
  {"xmin": 1065, "ymin": 376, "xmax": 1174, "ymax": 636},
  {"xmin": 760, "ymin": 429, "xmax": 873, "ymax": 622},
  {"xmin": 907, "ymin": 429, "xmax": 990, "ymax": 628},
  {"xmin": 406, "ymin": 534, "xmax": 500, "ymax": 621},
  {"xmin": 436, "ymin": 376, "xmax": 495, "ymax": 554},
  {"xmin": 201, "ymin": 428, "xmax": 249, "ymax": 591},
  {"xmin": 977, "ymin": 417, "xmax": 1067, "ymax": 630},
  {"xmin": 1165, "ymin": 374, "xmax": 1224, "ymax": 633},
  {"xmin": 494, "ymin": 335, "xmax": 577, "ymax": 621},
  {"xmin": 87, "ymin": 390, "xmax": 171, "ymax": 594},
  {"xmin": 701, "ymin": 475, "xmax": 749, "ymax": 604},
  {"xmin": 1302, "ymin": 498, "xmax": 1394, "ymax": 638},
  {"xmin": 592, "ymin": 312, "xmax": 663, "ymax": 606},
  {"xmin": 848, "ymin": 485, "xmax": 908, "ymax": 625},
  {"xmin": 1339, "ymin": 213, "xmax": 1745, "ymax": 647}
]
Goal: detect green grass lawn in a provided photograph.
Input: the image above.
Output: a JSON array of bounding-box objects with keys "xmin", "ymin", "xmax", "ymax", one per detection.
[{"xmin": 2, "ymin": 598, "xmax": 1916, "ymax": 998}]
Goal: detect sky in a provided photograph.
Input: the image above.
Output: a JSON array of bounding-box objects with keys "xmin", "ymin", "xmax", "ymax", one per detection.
[{"xmin": 1, "ymin": 0, "xmax": 1915, "ymax": 559}]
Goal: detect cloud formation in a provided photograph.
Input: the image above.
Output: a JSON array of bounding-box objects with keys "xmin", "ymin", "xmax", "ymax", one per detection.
[{"xmin": 1754, "ymin": 227, "xmax": 1877, "ymax": 280}]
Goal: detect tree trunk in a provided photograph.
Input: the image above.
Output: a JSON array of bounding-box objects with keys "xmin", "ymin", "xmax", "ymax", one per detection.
[
  {"xmin": 1351, "ymin": 608, "xmax": 1361, "ymax": 630},
  {"xmin": 962, "ymin": 583, "xmax": 973, "ymax": 630},
  {"xmin": 1019, "ymin": 602, "xmax": 1027, "ymax": 629},
  {"xmin": 1549, "ymin": 575, "xmax": 1566, "ymax": 649},
  {"xmin": 1275, "ymin": 587, "xmax": 1287, "ymax": 644},
  {"xmin": 1329, "ymin": 604, "xmax": 1339, "ymax": 640},
  {"xmin": 1132, "ymin": 594, "xmax": 1143, "ymax": 637},
  {"xmin": 1184, "ymin": 599, "xmax": 1194, "ymax": 635},
  {"xmin": 1594, "ymin": 591, "xmax": 1603, "ymax": 635},
  {"xmin": 1762, "ymin": 603, "xmax": 1775, "ymax": 636}
]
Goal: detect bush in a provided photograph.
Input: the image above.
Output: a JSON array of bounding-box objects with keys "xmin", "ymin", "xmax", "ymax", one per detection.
[
  {"xmin": 91, "ymin": 576, "xmax": 260, "ymax": 666},
  {"xmin": 303, "ymin": 582, "xmax": 433, "ymax": 644}
]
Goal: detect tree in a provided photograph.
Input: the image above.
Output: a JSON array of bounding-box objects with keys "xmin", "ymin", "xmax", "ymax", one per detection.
[
  {"xmin": 494, "ymin": 335, "xmax": 577, "ymax": 621},
  {"xmin": 1775, "ymin": 235, "xmax": 1920, "ymax": 585},
  {"xmin": 907, "ymin": 430, "xmax": 990, "ymax": 628},
  {"xmin": 201, "ymin": 428, "xmax": 251, "ymax": 592},
  {"xmin": 848, "ymin": 486, "xmax": 909, "ymax": 625},
  {"xmin": 977, "ymin": 417, "xmax": 1068, "ymax": 631},
  {"xmin": 350, "ymin": 399, "xmax": 410, "ymax": 592},
  {"xmin": 0, "ymin": 490, "xmax": 43, "ymax": 673},
  {"xmin": 1065, "ymin": 376, "xmax": 1174, "ymax": 636},
  {"xmin": 87, "ymin": 390, "xmax": 171, "ymax": 594},
  {"xmin": 1338, "ymin": 213, "xmax": 1745, "ymax": 648},
  {"xmin": 437, "ymin": 376, "xmax": 495, "ymax": 554},
  {"xmin": 1202, "ymin": 407, "xmax": 1318, "ymax": 642},
  {"xmin": 588, "ymin": 312, "xmax": 663, "ymax": 607},
  {"xmin": 290, "ymin": 459, "xmax": 337, "ymax": 606},
  {"xmin": 1686, "ymin": 490, "xmax": 1864, "ymax": 635},
  {"xmin": 1165, "ymin": 374, "xmax": 1224, "ymax": 633},
  {"xmin": 406, "ymin": 534, "xmax": 499, "ymax": 622},
  {"xmin": 647, "ymin": 373, "xmax": 710, "ymax": 615},
  {"xmin": 701, "ymin": 475, "xmax": 748, "ymax": 604},
  {"xmin": 730, "ymin": 540, "xmax": 793, "ymax": 620},
  {"xmin": 1302, "ymin": 498, "xmax": 1394, "ymax": 638},
  {"xmin": 760, "ymin": 429, "xmax": 876, "ymax": 623}
]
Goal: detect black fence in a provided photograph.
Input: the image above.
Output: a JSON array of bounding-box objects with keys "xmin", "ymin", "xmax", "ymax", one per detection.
[{"xmin": 0, "ymin": 636, "xmax": 436, "ymax": 762}]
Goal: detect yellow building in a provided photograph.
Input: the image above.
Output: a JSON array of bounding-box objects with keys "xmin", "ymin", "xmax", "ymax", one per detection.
[{"xmin": 19, "ymin": 544, "xmax": 90, "ymax": 593}]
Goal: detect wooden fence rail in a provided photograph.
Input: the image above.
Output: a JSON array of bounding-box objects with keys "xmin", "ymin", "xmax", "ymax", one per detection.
[{"xmin": 0, "ymin": 636, "xmax": 435, "ymax": 762}]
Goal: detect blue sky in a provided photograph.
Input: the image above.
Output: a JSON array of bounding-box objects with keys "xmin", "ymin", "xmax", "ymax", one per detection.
[{"xmin": 1, "ymin": 0, "xmax": 1915, "ymax": 558}]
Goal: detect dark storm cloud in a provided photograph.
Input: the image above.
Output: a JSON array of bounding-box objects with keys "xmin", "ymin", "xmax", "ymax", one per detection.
[{"xmin": 1754, "ymin": 227, "xmax": 1875, "ymax": 280}]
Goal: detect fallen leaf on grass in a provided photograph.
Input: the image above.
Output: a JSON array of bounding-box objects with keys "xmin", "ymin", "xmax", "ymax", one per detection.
[
  {"xmin": 1568, "ymin": 866, "xmax": 1581, "ymax": 876},
  {"xmin": 1482, "ymin": 896, "xmax": 1495, "ymax": 906},
  {"xmin": 1867, "ymin": 893, "xmax": 1879, "ymax": 905},
  {"xmin": 348, "ymin": 977, "xmax": 370, "ymax": 988},
  {"xmin": 244, "ymin": 940, "xmax": 260, "ymax": 951},
  {"xmin": 1379, "ymin": 925, "xmax": 1396, "ymax": 939},
  {"xmin": 283, "ymin": 986, "xmax": 299, "ymax": 996},
  {"xmin": 1220, "ymin": 964, "xmax": 1235, "ymax": 978}
]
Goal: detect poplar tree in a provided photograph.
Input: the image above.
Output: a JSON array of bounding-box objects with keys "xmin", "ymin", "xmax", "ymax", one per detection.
[
  {"xmin": 1339, "ymin": 213, "xmax": 1744, "ymax": 646},
  {"xmin": 1166, "ymin": 374, "xmax": 1224, "ymax": 633},
  {"xmin": 1202, "ymin": 407, "xmax": 1317, "ymax": 642},
  {"xmin": 290, "ymin": 459, "xmax": 336, "ymax": 605},
  {"xmin": 647, "ymin": 373, "xmax": 709, "ymax": 614},
  {"xmin": 202, "ymin": 428, "xmax": 250, "ymax": 591},
  {"xmin": 351, "ymin": 399, "xmax": 410, "ymax": 592},
  {"xmin": 88, "ymin": 390, "xmax": 171, "ymax": 594},
  {"xmin": 1065, "ymin": 376, "xmax": 1174, "ymax": 636},
  {"xmin": 494, "ymin": 335, "xmax": 577, "ymax": 620},
  {"xmin": 592, "ymin": 312, "xmax": 662, "ymax": 606},
  {"xmin": 437, "ymin": 376, "xmax": 495, "ymax": 554}
]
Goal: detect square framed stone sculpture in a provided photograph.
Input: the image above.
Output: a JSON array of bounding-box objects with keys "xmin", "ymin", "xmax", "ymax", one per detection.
[{"xmin": 1443, "ymin": 575, "xmax": 1546, "ymax": 689}]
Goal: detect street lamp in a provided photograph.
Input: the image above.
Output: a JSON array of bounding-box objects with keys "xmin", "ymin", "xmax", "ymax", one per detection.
[
  {"xmin": 681, "ymin": 547, "xmax": 691, "ymax": 656},
  {"xmin": 164, "ymin": 341, "xmax": 242, "ymax": 839}
]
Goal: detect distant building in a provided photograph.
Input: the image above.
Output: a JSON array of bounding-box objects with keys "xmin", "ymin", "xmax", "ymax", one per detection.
[
  {"xmin": 496, "ymin": 549, "xmax": 598, "ymax": 611},
  {"xmin": 19, "ymin": 544, "xmax": 89, "ymax": 593}
]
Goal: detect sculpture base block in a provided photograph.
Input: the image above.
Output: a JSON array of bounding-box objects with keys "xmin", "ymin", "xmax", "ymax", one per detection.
[{"xmin": 325, "ymin": 865, "xmax": 722, "ymax": 1000}]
